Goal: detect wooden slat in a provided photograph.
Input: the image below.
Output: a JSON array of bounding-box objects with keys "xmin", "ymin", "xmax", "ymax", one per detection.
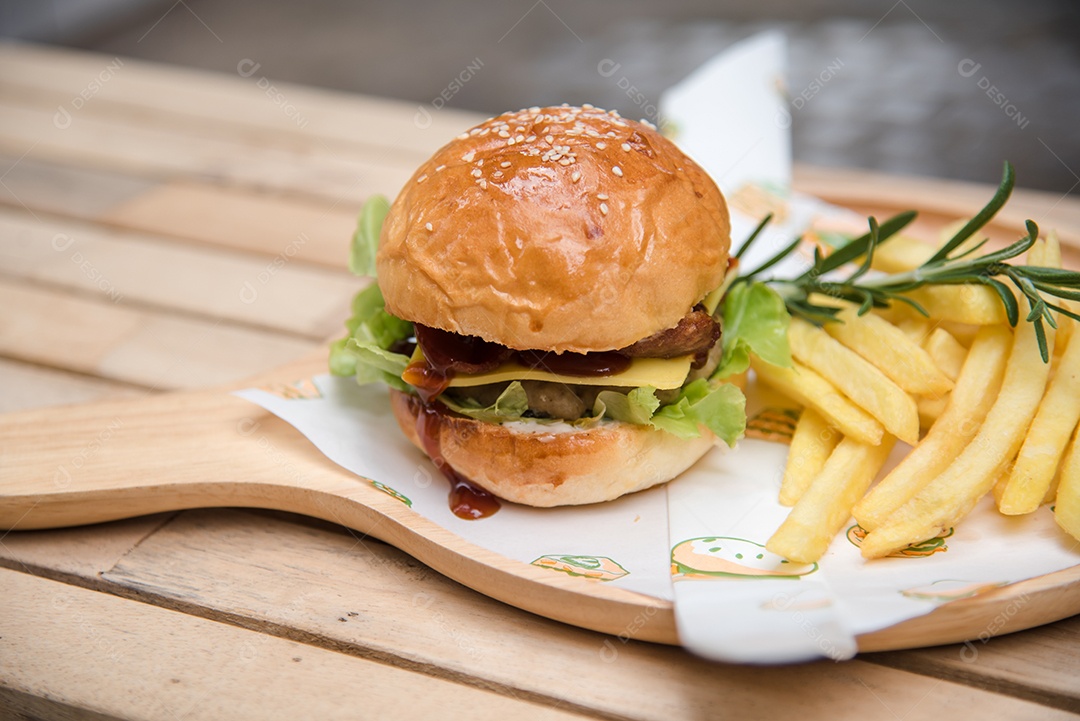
[
  {"xmin": 0, "ymin": 98, "xmax": 412, "ymax": 204},
  {"xmin": 0, "ymin": 281, "xmax": 316, "ymax": 389},
  {"xmin": 0, "ymin": 569, "xmax": 585, "ymax": 721},
  {"xmin": 0, "ymin": 41, "xmax": 478, "ymax": 160},
  {"xmin": 33, "ymin": 507, "xmax": 1062, "ymax": 720},
  {"xmin": 0, "ymin": 153, "xmax": 157, "ymax": 219},
  {"xmin": 869, "ymin": 619, "xmax": 1080, "ymax": 712},
  {"xmin": 0, "ymin": 358, "xmax": 147, "ymax": 413},
  {"xmin": 0, "ymin": 208, "xmax": 359, "ymax": 338},
  {"xmin": 0, "ymin": 155, "xmax": 357, "ymax": 268},
  {"xmin": 0, "ymin": 513, "xmax": 172, "ymax": 580},
  {"xmin": 100, "ymin": 182, "xmax": 358, "ymax": 268}
]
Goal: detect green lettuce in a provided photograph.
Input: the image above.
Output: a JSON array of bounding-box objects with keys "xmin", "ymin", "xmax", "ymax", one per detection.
[
  {"xmin": 329, "ymin": 282, "xmax": 413, "ymax": 390},
  {"xmin": 649, "ymin": 378, "xmax": 746, "ymax": 445},
  {"xmin": 593, "ymin": 386, "xmax": 661, "ymax": 426},
  {"xmin": 713, "ymin": 281, "xmax": 792, "ymax": 380},
  {"xmin": 348, "ymin": 195, "xmax": 390, "ymax": 278},
  {"xmin": 437, "ymin": 382, "xmax": 530, "ymax": 423}
]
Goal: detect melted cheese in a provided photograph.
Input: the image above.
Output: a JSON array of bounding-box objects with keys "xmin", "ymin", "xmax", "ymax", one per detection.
[{"xmin": 410, "ymin": 348, "xmax": 692, "ymax": 390}]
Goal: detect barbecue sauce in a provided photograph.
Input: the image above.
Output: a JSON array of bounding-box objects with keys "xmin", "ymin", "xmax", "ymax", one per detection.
[
  {"xmin": 516, "ymin": 349, "xmax": 632, "ymax": 377},
  {"xmin": 412, "ymin": 398, "xmax": 501, "ymax": 519}
]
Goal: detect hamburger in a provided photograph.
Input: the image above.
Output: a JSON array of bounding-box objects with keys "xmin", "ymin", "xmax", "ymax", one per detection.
[{"xmin": 331, "ymin": 104, "xmax": 749, "ymax": 515}]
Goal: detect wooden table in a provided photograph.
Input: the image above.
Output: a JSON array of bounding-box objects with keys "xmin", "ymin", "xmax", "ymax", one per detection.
[{"xmin": 1, "ymin": 42, "xmax": 1078, "ymax": 720}]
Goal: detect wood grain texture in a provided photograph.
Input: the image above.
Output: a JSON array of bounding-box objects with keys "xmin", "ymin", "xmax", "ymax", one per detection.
[
  {"xmin": 0, "ymin": 358, "xmax": 147, "ymax": 413},
  {"xmin": 0, "ymin": 207, "xmax": 358, "ymax": 339},
  {"xmin": 0, "ymin": 280, "xmax": 317, "ymax": 389},
  {"xmin": 101, "ymin": 182, "xmax": 358, "ymax": 268},
  {"xmin": 0, "ymin": 41, "xmax": 475, "ymax": 160},
  {"xmin": 868, "ymin": 615, "xmax": 1080, "ymax": 713},
  {"xmin": 0, "ymin": 97, "xmax": 411, "ymax": 204},
  {"xmin": 2, "ymin": 507, "xmax": 1072, "ymax": 721},
  {"xmin": 0, "ymin": 568, "xmax": 587, "ymax": 721}
]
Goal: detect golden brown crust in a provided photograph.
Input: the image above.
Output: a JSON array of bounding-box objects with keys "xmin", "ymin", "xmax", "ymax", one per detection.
[
  {"xmin": 377, "ymin": 105, "xmax": 731, "ymax": 353},
  {"xmin": 390, "ymin": 389, "xmax": 718, "ymax": 507}
]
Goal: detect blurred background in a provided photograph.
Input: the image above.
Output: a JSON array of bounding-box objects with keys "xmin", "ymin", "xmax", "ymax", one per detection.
[{"xmin": 3, "ymin": 0, "xmax": 1078, "ymax": 194}]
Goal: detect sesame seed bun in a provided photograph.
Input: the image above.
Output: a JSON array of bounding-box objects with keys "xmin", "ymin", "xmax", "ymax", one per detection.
[
  {"xmin": 376, "ymin": 105, "xmax": 731, "ymax": 353},
  {"xmin": 389, "ymin": 389, "xmax": 718, "ymax": 506}
]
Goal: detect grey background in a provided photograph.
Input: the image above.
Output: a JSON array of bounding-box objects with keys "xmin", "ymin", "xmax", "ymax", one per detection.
[{"xmin": 4, "ymin": 0, "xmax": 1079, "ymax": 194}]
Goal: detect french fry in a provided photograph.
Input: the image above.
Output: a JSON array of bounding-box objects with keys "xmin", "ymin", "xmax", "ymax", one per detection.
[
  {"xmin": 779, "ymin": 408, "xmax": 839, "ymax": 506},
  {"xmin": 751, "ymin": 357, "xmax": 884, "ymax": 446},
  {"xmin": 815, "ymin": 300, "xmax": 953, "ymax": 396},
  {"xmin": 938, "ymin": 322, "xmax": 979, "ymax": 348},
  {"xmin": 768, "ymin": 436, "xmax": 897, "ymax": 563},
  {"xmin": 896, "ymin": 316, "xmax": 932, "ymax": 345},
  {"xmin": 922, "ymin": 327, "xmax": 967, "ymax": 382},
  {"xmin": 999, "ymin": 241, "xmax": 1079, "ymax": 514},
  {"xmin": 787, "ymin": 319, "xmax": 920, "ymax": 445},
  {"xmin": 1054, "ymin": 426, "xmax": 1080, "ymax": 543},
  {"xmin": 916, "ymin": 393, "xmax": 949, "ymax": 430},
  {"xmin": 902, "ymin": 285, "xmax": 1010, "ymax": 325},
  {"xmin": 853, "ymin": 325, "xmax": 1012, "ymax": 530},
  {"xmin": 867, "ymin": 229, "xmax": 980, "ymax": 274},
  {"xmin": 860, "ymin": 264, "xmax": 1055, "ymax": 558}
]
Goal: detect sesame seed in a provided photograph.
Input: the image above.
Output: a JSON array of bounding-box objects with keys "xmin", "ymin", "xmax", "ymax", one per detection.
[
  {"xmin": 457, "ymin": 132, "xmax": 469, "ymax": 140},
  {"xmin": 507, "ymin": 137, "xmax": 516, "ymax": 146},
  {"xmin": 600, "ymin": 203, "xmax": 609, "ymax": 215},
  {"xmin": 558, "ymin": 158, "xmax": 572, "ymax": 166},
  {"xmin": 612, "ymin": 166, "xmax": 623, "ymax": 177},
  {"xmin": 500, "ymin": 161, "xmax": 511, "ymax": 168},
  {"xmin": 545, "ymin": 135, "xmax": 555, "ymax": 144},
  {"xmin": 529, "ymin": 105, "xmax": 540, "ymax": 112},
  {"xmin": 597, "ymin": 193, "xmax": 608, "ymax": 200},
  {"xmin": 471, "ymin": 168, "xmax": 482, "ymax": 177},
  {"xmin": 425, "ymin": 222, "xmax": 433, "ymax": 231},
  {"xmin": 435, "ymin": 165, "xmax": 446, "ymax": 172},
  {"xmin": 462, "ymin": 151, "xmax": 476, "ymax": 162},
  {"xmin": 571, "ymin": 171, "xmax": 581, "ymax": 183},
  {"xmin": 498, "ymin": 130, "xmax": 510, "ymax": 138},
  {"xmin": 477, "ymin": 179, "xmax": 488, "ymax": 189},
  {"xmin": 515, "ymin": 134, "xmax": 525, "ymax": 143},
  {"xmin": 525, "ymin": 135, "xmax": 536, "ymax": 142},
  {"xmin": 596, "ymin": 142, "xmax": 607, "ymax": 150},
  {"xmin": 493, "ymin": 170, "xmax": 503, "ymax": 178},
  {"xmin": 621, "ymin": 143, "xmax": 631, "ymax": 152},
  {"xmin": 416, "ymin": 174, "xmax": 428, "ymax": 183}
]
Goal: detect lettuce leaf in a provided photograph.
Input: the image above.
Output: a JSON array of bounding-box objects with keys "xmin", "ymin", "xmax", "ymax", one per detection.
[
  {"xmin": 437, "ymin": 382, "xmax": 529, "ymax": 423},
  {"xmin": 649, "ymin": 378, "xmax": 746, "ymax": 446},
  {"xmin": 329, "ymin": 282, "xmax": 413, "ymax": 390},
  {"xmin": 714, "ymin": 281, "xmax": 792, "ymax": 379},
  {"xmin": 593, "ymin": 386, "xmax": 661, "ymax": 425},
  {"xmin": 343, "ymin": 340, "xmax": 411, "ymax": 391},
  {"xmin": 348, "ymin": 195, "xmax": 390, "ymax": 278}
]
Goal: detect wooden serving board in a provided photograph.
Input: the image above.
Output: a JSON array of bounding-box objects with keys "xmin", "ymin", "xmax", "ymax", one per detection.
[{"xmin": 3, "ymin": 187, "xmax": 1079, "ymax": 654}]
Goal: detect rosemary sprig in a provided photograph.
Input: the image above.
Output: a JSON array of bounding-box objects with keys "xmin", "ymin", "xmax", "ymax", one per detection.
[{"xmin": 734, "ymin": 162, "xmax": 1080, "ymax": 362}]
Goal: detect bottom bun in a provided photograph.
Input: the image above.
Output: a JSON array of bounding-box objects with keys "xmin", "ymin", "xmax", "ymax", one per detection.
[{"xmin": 390, "ymin": 389, "xmax": 719, "ymax": 507}]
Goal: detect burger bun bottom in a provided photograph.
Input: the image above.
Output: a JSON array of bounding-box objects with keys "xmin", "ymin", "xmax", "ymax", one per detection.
[{"xmin": 390, "ymin": 389, "xmax": 719, "ymax": 507}]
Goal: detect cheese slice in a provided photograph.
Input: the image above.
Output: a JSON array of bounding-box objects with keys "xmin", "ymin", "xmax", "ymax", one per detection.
[{"xmin": 409, "ymin": 347, "xmax": 693, "ymax": 390}]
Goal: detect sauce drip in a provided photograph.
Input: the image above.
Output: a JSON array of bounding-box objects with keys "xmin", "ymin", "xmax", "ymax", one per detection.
[
  {"xmin": 401, "ymin": 360, "xmax": 453, "ymax": 404},
  {"xmin": 516, "ymin": 349, "xmax": 632, "ymax": 377},
  {"xmin": 414, "ymin": 324, "xmax": 511, "ymax": 376},
  {"xmin": 413, "ymin": 398, "xmax": 501, "ymax": 520}
]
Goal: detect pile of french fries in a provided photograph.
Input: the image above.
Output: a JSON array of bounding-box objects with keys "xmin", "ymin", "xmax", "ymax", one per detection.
[{"xmin": 756, "ymin": 232, "xmax": 1080, "ymax": 563}]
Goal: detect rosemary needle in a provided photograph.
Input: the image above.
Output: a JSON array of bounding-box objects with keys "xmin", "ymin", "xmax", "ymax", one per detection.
[{"xmin": 733, "ymin": 162, "xmax": 1080, "ymax": 362}]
